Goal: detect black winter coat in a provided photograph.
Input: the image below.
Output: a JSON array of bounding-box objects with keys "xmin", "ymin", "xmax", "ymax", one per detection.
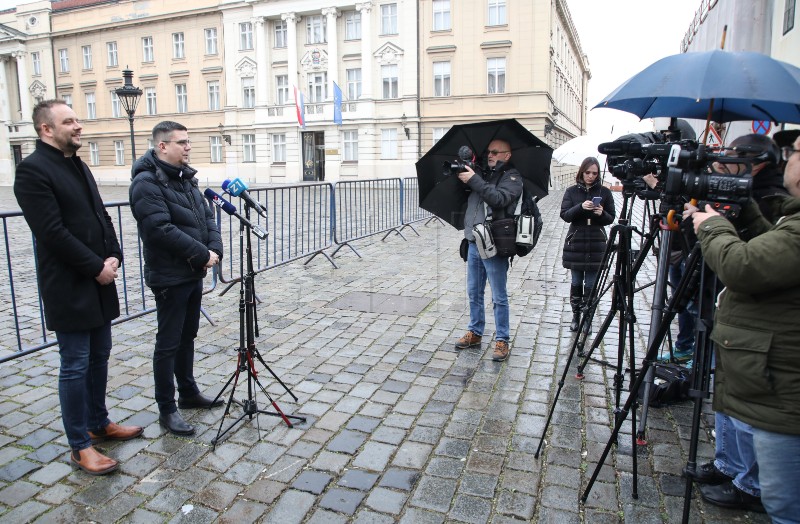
[
  {"xmin": 14, "ymin": 140, "xmax": 121, "ymax": 332},
  {"xmin": 560, "ymin": 182, "xmax": 616, "ymax": 271},
  {"xmin": 129, "ymin": 149, "xmax": 223, "ymax": 288}
]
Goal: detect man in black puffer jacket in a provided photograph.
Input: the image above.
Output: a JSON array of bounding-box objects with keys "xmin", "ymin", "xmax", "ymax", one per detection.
[{"xmin": 130, "ymin": 121, "xmax": 224, "ymax": 436}]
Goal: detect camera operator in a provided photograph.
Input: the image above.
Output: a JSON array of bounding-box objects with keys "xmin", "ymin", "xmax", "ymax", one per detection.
[
  {"xmin": 685, "ymin": 134, "xmax": 800, "ymax": 522},
  {"xmin": 453, "ymin": 139, "xmax": 522, "ymax": 362}
]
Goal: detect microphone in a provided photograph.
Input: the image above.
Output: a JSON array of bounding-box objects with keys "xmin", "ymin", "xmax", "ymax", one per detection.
[
  {"xmin": 222, "ymin": 178, "xmax": 267, "ymax": 218},
  {"xmin": 204, "ymin": 188, "xmax": 267, "ymax": 239}
]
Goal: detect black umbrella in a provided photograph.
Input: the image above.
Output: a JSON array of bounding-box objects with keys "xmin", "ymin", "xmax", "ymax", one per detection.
[{"xmin": 415, "ymin": 119, "xmax": 553, "ymax": 230}]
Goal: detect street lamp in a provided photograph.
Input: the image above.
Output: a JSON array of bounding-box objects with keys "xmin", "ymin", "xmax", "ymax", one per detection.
[{"xmin": 115, "ymin": 68, "xmax": 142, "ymax": 165}]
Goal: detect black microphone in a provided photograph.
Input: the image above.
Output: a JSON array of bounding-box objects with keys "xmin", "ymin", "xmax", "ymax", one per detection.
[
  {"xmin": 204, "ymin": 188, "xmax": 267, "ymax": 239},
  {"xmin": 222, "ymin": 178, "xmax": 268, "ymax": 218}
]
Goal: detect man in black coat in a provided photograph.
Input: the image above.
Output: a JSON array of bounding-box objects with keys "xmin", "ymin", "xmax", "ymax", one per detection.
[
  {"xmin": 14, "ymin": 100, "xmax": 143, "ymax": 476},
  {"xmin": 129, "ymin": 121, "xmax": 223, "ymax": 436}
]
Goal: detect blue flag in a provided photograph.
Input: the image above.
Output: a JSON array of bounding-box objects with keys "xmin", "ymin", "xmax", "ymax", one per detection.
[{"xmin": 333, "ymin": 82, "xmax": 343, "ymax": 125}]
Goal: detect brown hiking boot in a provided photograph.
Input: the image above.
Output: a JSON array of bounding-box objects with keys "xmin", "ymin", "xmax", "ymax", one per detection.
[
  {"xmin": 455, "ymin": 331, "xmax": 482, "ymax": 349},
  {"xmin": 492, "ymin": 340, "xmax": 510, "ymax": 362}
]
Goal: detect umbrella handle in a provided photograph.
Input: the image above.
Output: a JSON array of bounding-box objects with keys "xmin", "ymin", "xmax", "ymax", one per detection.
[{"xmin": 702, "ymin": 26, "xmax": 727, "ymax": 145}]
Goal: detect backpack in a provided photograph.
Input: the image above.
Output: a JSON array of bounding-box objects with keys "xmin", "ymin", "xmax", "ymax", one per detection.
[
  {"xmin": 513, "ymin": 186, "xmax": 543, "ymax": 258},
  {"xmin": 636, "ymin": 363, "xmax": 692, "ymax": 408}
]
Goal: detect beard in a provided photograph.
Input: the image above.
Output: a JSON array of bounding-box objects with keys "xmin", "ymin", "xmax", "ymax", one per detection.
[{"xmin": 57, "ymin": 134, "xmax": 82, "ymax": 154}]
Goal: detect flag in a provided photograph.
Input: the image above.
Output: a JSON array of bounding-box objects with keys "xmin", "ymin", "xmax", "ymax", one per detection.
[
  {"xmin": 294, "ymin": 85, "xmax": 305, "ymax": 129},
  {"xmin": 333, "ymin": 82, "xmax": 343, "ymax": 125}
]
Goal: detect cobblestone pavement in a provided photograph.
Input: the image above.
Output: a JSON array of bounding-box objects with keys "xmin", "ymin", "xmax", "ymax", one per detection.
[{"xmin": 0, "ymin": 187, "xmax": 771, "ymax": 523}]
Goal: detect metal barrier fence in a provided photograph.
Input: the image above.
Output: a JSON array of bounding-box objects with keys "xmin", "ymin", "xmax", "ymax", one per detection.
[{"xmin": 1, "ymin": 178, "xmax": 434, "ymax": 360}]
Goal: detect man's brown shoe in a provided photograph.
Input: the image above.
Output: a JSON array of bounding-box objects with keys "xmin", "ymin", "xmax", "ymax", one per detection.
[
  {"xmin": 455, "ymin": 331, "xmax": 482, "ymax": 349},
  {"xmin": 492, "ymin": 340, "xmax": 510, "ymax": 362},
  {"xmin": 70, "ymin": 446, "xmax": 118, "ymax": 476},
  {"xmin": 88, "ymin": 422, "xmax": 144, "ymax": 442}
]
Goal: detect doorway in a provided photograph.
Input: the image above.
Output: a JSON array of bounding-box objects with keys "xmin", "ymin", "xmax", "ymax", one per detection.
[{"xmin": 302, "ymin": 131, "xmax": 325, "ymax": 181}]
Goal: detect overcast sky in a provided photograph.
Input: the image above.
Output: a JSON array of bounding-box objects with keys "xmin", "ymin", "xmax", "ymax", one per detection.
[{"xmin": 565, "ymin": 0, "xmax": 700, "ymax": 136}]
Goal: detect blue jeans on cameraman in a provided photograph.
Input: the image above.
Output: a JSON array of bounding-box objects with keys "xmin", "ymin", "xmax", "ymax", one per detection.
[
  {"xmin": 467, "ymin": 242, "xmax": 510, "ymax": 341},
  {"xmin": 55, "ymin": 323, "xmax": 112, "ymax": 451},
  {"xmin": 750, "ymin": 422, "xmax": 800, "ymax": 522},
  {"xmin": 152, "ymin": 280, "xmax": 203, "ymax": 415},
  {"xmin": 714, "ymin": 413, "xmax": 759, "ymax": 497},
  {"xmin": 669, "ymin": 259, "xmax": 696, "ymax": 351}
]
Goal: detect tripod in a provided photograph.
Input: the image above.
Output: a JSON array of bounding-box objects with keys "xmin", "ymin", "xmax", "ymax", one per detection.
[{"xmin": 211, "ymin": 203, "xmax": 306, "ymax": 447}]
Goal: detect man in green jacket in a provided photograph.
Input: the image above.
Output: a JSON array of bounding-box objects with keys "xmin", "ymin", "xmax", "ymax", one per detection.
[{"xmin": 689, "ymin": 134, "xmax": 800, "ymax": 523}]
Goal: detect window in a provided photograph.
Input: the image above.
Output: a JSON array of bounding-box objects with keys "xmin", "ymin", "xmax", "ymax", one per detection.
[
  {"xmin": 145, "ymin": 87, "xmax": 157, "ymax": 115},
  {"xmin": 208, "ymin": 81, "xmax": 220, "ymax": 110},
  {"xmin": 172, "ymin": 32, "xmax": 185, "ymax": 59},
  {"xmin": 487, "ymin": 57, "xmax": 506, "ymax": 94},
  {"xmin": 345, "ymin": 11, "xmax": 361, "ymax": 39},
  {"xmin": 147, "ymin": 138, "xmax": 154, "ymax": 150},
  {"xmin": 176, "ymin": 84, "xmax": 188, "ymax": 113},
  {"xmin": 433, "ymin": 127, "xmax": 448, "ymax": 144},
  {"xmin": 114, "ymin": 141, "xmax": 125, "ymax": 165},
  {"xmin": 488, "ymin": 0, "xmax": 507, "ymax": 26},
  {"xmin": 381, "ymin": 64, "xmax": 398, "ymax": 99},
  {"xmin": 62, "ymin": 94, "xmax": 72, "ymax": 108},
  {"xmin": 110, "ymin": 91, "xmax": 121, "ymax": 118},
  {"xmin": 242, "ymin": 77, "xmax": 255, "ymax": 108},
  {"xmin": 306, "ymin": 15, "xmax": 326, "ymax": 44},
  {"xmin": 240, "ymin": 22, "xmax": 253, "ymax": 50},
  {"xmin": 433, "ymin": 0, "xmax": 451, "ymax": 31},
  {"xmin": 785, "ymin": 0, "xmax": 796, "ymax": 34},
  {"xmin": 343, "ymin": 130, "xmax": 358, "ymax": 161},
  {"xmin": 107, "ymin": 42, "xmax": 118, "ymax": 67},
  {"xmin": 142, "ymin": 37, "xmax": 154, "ymax": 62},
  {"xmin": 272, "ymin": 133, "xmax": 286, "ymax": 162},
  {"xmin": 82, "ymin": 45, "xmax": 92, "ymax": 70},
  {"xmin": 243, "ymin": 134, "xmax": 256, "ymax": 162},
  {"xmin": 433, "ymin": 61, "xmax": 451, "ymax": 97},
  {"xmin": 346, "ymin": 68, "xmax": 362, "ymax": 100},
  {"xmin": 381, "ymin": 3, "xmax": 398, "ymax": 34},
  {"xmin": 307, "ymin": 72, "xmax": 326, "ymax": 103},
  {"xmin": 59, "ymin": 49, "xmax": 69, "ymax": 72},
  {"xmin": 85, "ymin": 92, "xmax": 96, "ymax": 119},
  {"xmin": 276, "ymin": 75, "xmax": 289, "ymax": 104},
  {"xmin": 274, "ymin": 20, "xmax": 287, "ymax": 48},
  {"xmin": 205, "ymin": 28, "xmax": 218, "ymax": 55},
  {"xmin": 89, "ymin": 142, "xmax": 99, "ymax": 166},
  {"xmin": 31, "ymin": 52, "xmax": 41, "ymax": 75},
  {"xmin": 381, "ymin": 129, "xmax": 397, "ymax": 159},
  {"xmin": 210, "ymin": 136, "xmax": 223, "ymax": 163}
]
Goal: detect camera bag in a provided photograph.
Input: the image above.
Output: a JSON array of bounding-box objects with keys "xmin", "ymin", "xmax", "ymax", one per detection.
[
  {"xmin": 636, "ymin": 362, "xmax": 692, "ymax": 407},
  {"xmin": 472, "ymin": 223, "xmax": 497, "ymax": 259},
  {"xmin": 490, "ymin": 218, "xmax": 518, "ymax": 258}
]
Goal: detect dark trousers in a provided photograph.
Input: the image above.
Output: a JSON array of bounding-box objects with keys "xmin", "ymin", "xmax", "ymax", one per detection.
[
  {"xmin": 152, "ymin": 280, "xmax": 202, "ymax": 414},
  {"xmin": 55, "ymin": 323, "xmax": 112, "ymax": 450}
]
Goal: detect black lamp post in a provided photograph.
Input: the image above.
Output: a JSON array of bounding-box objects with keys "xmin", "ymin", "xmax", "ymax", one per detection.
[{"xmin": 115, "ymin": 68, "xmax": 143, "ymax": 165}]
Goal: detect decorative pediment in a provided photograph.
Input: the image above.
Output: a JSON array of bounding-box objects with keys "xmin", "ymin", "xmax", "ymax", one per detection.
[
  {"xmin": 300, "ymin": 48, "xmax": 328, "ymax": 73},
  {"xmin": 29, "ymin": 79, "xmax": 47, "ymax": 99},
  {"xmin": 373, "ymin": 42, "xmax": 403, "ymax": 65},
  {"xmin": 0, "ymin": 23, "xmax": 27, "ymax": 44},
  {"xmin": 235, "ymin": 57, "xmax": 257, "ymax": 78}
]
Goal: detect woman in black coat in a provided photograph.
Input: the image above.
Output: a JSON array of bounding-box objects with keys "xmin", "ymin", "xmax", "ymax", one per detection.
[{"xmin": 560, "ymin": 157, "xmax": 616, "ymax": 331}]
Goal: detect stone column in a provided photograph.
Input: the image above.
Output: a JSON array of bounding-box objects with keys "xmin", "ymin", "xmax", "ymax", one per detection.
[
  {"xmin": 12, "ymin": 51, "xmax": 31, "ymax": 121},
  {"xmin": 356, "ymin": 2, "xmax": 372, "ymax": 99},
  {"xmin": 255, "ymin": 17, "xmax": 269, "ymax": 106},
  {"xmin": 321, "ymin": 7, "xmax": 339, "ymax": 101},
  {"xmin": 0, "ymin": 57, "xmax": 9, "ymax": 122},
  {"xmin": 282, "ymin": 12, "xmax": 300, "ymax": 97}
]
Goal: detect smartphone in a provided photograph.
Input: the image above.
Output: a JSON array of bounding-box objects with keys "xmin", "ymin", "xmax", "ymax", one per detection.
[{"xmin": 592, "ymin": 197, "xmax": 603, "ymax": 207}]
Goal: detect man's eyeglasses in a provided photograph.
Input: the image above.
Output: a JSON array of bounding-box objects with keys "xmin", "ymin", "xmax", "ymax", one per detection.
[
  {"xmin": 781, "ymin": 145, "xmax": 798, "ymax": 162},
  {"xmin": 487, "ymin": 150, "xmax": 509, "ymax": 156},
  {"xmin": 163, "ymin": 139, "xmax": 191, "ymax": 147}
]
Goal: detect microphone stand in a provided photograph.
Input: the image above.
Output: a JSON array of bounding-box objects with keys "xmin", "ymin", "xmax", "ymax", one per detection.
[{"xmin": 211, "ymin": 201, "xmax": 305, "ymax": 448}]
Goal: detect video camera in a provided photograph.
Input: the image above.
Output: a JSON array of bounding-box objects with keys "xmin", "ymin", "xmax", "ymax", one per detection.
[{"xmin": 443, "ymin": 146, "xmax": 479, "ymax": 177}]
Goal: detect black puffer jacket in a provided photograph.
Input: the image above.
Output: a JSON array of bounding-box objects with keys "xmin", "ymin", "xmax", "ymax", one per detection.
[
  {"xmin": 129, "ymin": 149, "xmax": 223, "ymax": 288},
  {"xmin": 560, "ymin": 182, "xmax": 616, "ymax": 271}
]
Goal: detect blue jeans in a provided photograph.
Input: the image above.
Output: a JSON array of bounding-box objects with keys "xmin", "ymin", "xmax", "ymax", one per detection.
[
  {"xmin": 714, "ymin": 413, "xmax": 759, "ymax": 496},
  {"xmin": 669, "ymin": 260, "xmax": 696, "ymax": 351},
  {"xmin": 55, "ymin": 323, "xmax": 112, "ymax": 451},
  {"xmin": 750, "ymin": 424, "xmax": 800, "ymax": 523},
  {"xmin": 570, "ymin": 270, "xmax": 598, "ymax": 291},
  {"xmin": 152, "ymin": 280, "xmax": 203, "ymax": 414},
  {"xmin": 466, "ymin": 242, "xmax": 510, "ymax": 341}
]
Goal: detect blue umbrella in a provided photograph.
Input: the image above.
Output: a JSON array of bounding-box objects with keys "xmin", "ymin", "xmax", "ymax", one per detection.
[{"xmin": 595, "ymin": 50, "xmax": 800, "ymax": 124}]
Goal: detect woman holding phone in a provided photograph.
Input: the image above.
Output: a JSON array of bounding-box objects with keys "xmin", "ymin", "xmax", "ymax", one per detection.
[{"xmin": 560, "ymin": 157, "xmax": 616, "ymax": 332}]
